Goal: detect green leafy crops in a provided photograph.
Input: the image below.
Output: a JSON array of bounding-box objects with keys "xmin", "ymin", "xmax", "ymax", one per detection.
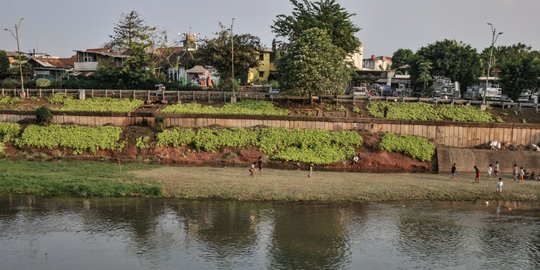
[
  {"xmin": 162, "ymin": 100, "xmax": 289, "ymax": 116},
  {"xmin": 0, "ymin": 122, "xmax": 20, "ymax": 142},
  {"xmin": 379, "ymin": 133, "xmax": 435, "ymax": 162},
  {"xmin": 157, "ymin": 128, "xmax": 363, "ymax": 164},
  {"xmin": 51, "ymin": 96, "xmax": 143, "ymax": 112},
  {"xmin": 367, "ymin": 102, "xmax": 495, "ymax": 122},
  {"xmin": 0, "ymin": 96, "xmax": 23, "ymax": 108},
  {"xmin": 17, "ymin": 125, "xmax": 124, "ymax": 154}
]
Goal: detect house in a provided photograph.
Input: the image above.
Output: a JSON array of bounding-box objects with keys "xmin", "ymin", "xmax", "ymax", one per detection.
[
  {"xmin": 28, "ymin": 56, "xmax": 75, "ymax": 81},
  {"xmin": 72, "ymin": 48, "xmax": 128, "ymax": 75},
  {"xmin": 247, "ymin": 48, "xmax": 276, "ymax": 84},
  {"xmin": 362, "ymin": 55, "xmax": 392, "ymax": 71},
  {"xmin": 346, "ymin": 45, "xmax": 364, "ymax": 71}
]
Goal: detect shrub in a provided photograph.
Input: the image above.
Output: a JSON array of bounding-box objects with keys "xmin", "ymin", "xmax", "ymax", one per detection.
[
  {"xmin": 0, "ymin": 122, "xmax": 19, "ymax": 142},
  {"xmin": 36, "ymin": 78, "xmax": 52, "ymax": 88},
  {"xmin": 36, "ymin": 106, "xmax": 53, "ymax": 125},
  {"xmin": 0, "ymin": 78, "xmax": 20, "ymax": 88},
  {"xmin": 379, "ymin": 133, "xmax": 435, "ymax": 162}
]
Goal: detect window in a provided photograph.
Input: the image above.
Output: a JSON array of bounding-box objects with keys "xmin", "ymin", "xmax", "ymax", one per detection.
[
  {"xmin": 259, "ymin": 71, "xmax": 265, "ymax": 78},
  {"xmin": 259, "ymin": 53, "xmax": 265, "ymax": 61}
]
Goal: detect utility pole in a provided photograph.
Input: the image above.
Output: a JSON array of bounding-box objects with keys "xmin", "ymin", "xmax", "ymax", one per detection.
[
  {"xmin": 483, "ymin": 23, "xmax": 503, "ymax": 106},
  {"xmin": 4, "ymin": 18, "xmax": 26, "ymax": 98},
  {"xmin": 230, "ymin": 18, "xmax": 236, "ymax": 103}
]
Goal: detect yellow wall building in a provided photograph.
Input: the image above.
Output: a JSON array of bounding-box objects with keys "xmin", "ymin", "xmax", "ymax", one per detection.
[{"xmin": 247, "ymin": 48, "xmax": 276, "ymax": 84}]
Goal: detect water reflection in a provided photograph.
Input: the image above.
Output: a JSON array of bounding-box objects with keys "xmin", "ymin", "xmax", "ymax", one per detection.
[
  {"xmin": 268, "ymin": 203, "xmax": 352, "ymax": 270},
  {"xmin": 1, "ymin": 195, "xmax": 540, "ymax": 270}
]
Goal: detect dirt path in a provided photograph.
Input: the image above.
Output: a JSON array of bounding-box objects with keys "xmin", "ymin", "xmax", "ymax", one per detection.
[{"xmin": 133, "ymin": 166, "xmax": 540, "ymax": 202}]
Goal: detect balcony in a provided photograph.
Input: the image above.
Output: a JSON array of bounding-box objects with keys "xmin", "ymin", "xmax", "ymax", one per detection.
[{"xmin": 74, "ymin": 62, "xmax": 98, "ymax": 72}]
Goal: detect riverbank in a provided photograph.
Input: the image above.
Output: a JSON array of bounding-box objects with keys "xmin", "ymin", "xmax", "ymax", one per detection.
[{"xmin": 1, "ymin": 160, "xmax": 539, "ymax": 201}]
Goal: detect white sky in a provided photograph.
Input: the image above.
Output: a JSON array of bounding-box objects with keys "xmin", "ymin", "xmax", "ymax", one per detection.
[{"xmin": 1, "ymin": 0, "xmax": 539, "ymax": 58}]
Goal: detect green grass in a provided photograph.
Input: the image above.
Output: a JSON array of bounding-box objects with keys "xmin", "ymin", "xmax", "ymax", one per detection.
[{"xmin": 0, "ymin": 160, "xmax": 163, "ymax": 197}]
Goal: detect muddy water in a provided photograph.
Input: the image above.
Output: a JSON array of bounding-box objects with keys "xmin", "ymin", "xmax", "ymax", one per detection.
[{"xmin": 1, "ymin": 195, "xmax": 539, "ymax": 270}]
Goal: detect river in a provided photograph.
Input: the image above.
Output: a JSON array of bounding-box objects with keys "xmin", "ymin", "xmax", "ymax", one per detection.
[{"xmin": 1, "ymin": 195, "xmax": 539, "ymax": 270}]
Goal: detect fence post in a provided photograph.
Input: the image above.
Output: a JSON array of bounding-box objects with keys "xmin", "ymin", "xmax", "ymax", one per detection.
[
  {"xmin": 91, "ymin": 89, "xmax": 94, "ymax": 98},
  {"xmin": 2, "ymin": 88, "xmax": 4, "ymax": 96},
  {"xmin": 224, "ymin": 92, "xmax": 226, "ymax": 102},
  {"xmin": 119, "ymin": 90, "xmax": 122, "ymax": 99},
  {"xmin": 64, "ymin": 89, "xmax": 67, "ymax": 95},
  {"xmin": 39, "ymin": 89, "xmax": 42, "ymax": 98},
  {"xmin": 208, "ymin": 91, "xmax": 211, "ymax": 102},
  {"xmin": 52, "ymin": 89, "xmax": 55, "ymax": 95},
  {"xmin": 177, "ymin": 91, "xmax": 180, "ymax": 103},
  {"xmin": 105, "ymin": 89, "xmax": 108, "ymax": 98},
  {"xmin": 192, "ymin": 91, "xmax": 195, "ymax": 101},
  {"xmin": 133, "ymin": 90, "xmax": 136, "ymax": 99},
  {"xmin": 147, "ymin": 91, "xmax": 150, "ymax": 102}
]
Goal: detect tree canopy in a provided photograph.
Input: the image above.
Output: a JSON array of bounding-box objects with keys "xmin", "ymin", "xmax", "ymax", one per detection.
[
  {"xmin": 277, "ymin": 28, "xmax": 350, "ymax": 100},
  {"xmin": 273, "ymin": 0, "xmax": 361, "ymax": 54},
  {"xmin": 491, "ymin": 44, "xmax": 540, "ymax": 99},
  {"xmin": 391, "ymin": 48, "xmax": 415, "ymax": 74},
  {"xmin": 196, "ymin": 24, "xmax": 261, "ymax": 86},
  {"xmin": 104, "ymin": 10, "xmax": 156, "ymax": 53},
  {"xmin": 0, "ymin": 50, "xmax": 8, "ymax": 79},
  {"xmin": 413, "ymin": 39, "xmax": 482, "ymax": 92}
]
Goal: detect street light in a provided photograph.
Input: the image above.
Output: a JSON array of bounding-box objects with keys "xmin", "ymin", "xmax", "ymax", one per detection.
[
  {"xmin": 483, "ymin": 22, "xmax": 503, "ymax": 105},
  {"xmin": 230, "ymin": 17, "xmax": 236, "ymax": 103},
  {"xmin": 4, "ymin": 18, "xmax": 26, "ymax": 98}
]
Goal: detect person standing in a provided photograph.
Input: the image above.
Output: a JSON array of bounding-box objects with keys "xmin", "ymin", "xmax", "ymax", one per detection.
[
  {"xmin": 352, "ymin": 154, "xmax": 359, "ymax": 167},
  {"xmin": 308, "ymin": 163, "xmax": 314, "ymax": 178},
  {"xmin": 519, "ymin": 167, "xmax": 525, "ymax": 183},
  {"xmin": 474, "ymin": 166, "xmax": 480, "ymax": 183},
  {"xmin": 487, "ymin": 164, "xmax": 493, "ymax": 179},
  {"xmin": 257, "ymin": 156, "xmax": 263, "ymax": 174},
  {"xmin": 451, "ymin": 163, "xmax": 457, "ymax": 180},
  {"xmin": 494, "ymin": 161, "xmax": 500, "ymax": 176},
  {"xmin": 497, "ymin": 178, "xmax": 503, "ymax": 193}
]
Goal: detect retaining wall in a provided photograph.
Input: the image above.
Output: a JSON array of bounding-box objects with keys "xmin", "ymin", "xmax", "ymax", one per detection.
[
  {"xmin": 1, "ymin": 110, "xmax": 539, "ymax": 148},
  {"xmin": 437, "ymin": 147, "xmax": 540, "ymax": 173}
]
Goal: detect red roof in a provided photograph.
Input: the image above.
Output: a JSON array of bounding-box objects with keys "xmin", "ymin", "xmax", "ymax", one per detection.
[{"xmin": 32, "ymin": 56, "xmax": 76, "ymax": 68}]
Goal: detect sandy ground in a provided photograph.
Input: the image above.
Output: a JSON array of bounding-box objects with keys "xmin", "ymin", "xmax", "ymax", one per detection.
[{"xmin": 133, "ymin": 166, "xmax": 540, "ymax": 202}]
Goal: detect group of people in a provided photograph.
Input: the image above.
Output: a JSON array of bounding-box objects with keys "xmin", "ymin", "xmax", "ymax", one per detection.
[
  {"xmin": 248, "ymin": 156, "xmax": 264, "ymax": 178},
  {"xmin": 451, "ymin": 161, "xmax": 538, "ymax": 193}
]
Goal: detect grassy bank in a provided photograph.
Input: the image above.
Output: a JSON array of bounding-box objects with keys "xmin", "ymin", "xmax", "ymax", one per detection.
[
  {"xmin": 1, "ymin": 160, "xmax": 539, "ymax": 202},
  {"xmin": 135, "ymin": 166, "xmax": 540, "ymax": 202},
  {"xmin": 0, "ymin": 160, "xmax": 163, "ymax": 197}
]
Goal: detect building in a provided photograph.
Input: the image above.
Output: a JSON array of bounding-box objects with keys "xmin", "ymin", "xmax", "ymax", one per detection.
[
  {"xmin": 346, "ymin": 45, "xmax": 364, "ymax": 71},
  {"xmin": 28, "ymin": 56, "xmax": 75, "ymax": 81},
  {"xmin": 72, "ymin": 48, "xmax": 128, "ymax": 75},
  {"xmin": 247, "ymin": 48, "xmax": 276, "ymax": 84},
  {"xmin": 362, "ymin": 55, "xmax": 392, "ymax": 71}
]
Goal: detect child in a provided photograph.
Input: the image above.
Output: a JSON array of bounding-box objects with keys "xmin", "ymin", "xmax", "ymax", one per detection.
[
  {"xmin": 474, "ymin": 166, "xmax": 480, "ymax": 183},
  {"xmin": 308, "ymin": 163, "xmax": 314, "ymax": 178},
  {"xmin": 249, "ymin": 162, "xmax": 256, "ymax": 178},
  {"xmin": 497, "ymin": 178, "xmax": 503, "ymax": 193},
  {"xmin": 451, "ymin": 163, "xmax": 456, "ymax": 180},
  {"xmin": 487, "ymin": 164, "xmax": 493, "ymax": 179},
  {"xmin": 494, "ymin": 161, "xmax": 500, "ymax": 176}
]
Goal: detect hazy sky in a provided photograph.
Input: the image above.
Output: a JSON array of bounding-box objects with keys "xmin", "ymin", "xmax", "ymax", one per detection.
[{"xmin": 1, "ymin": 0, "xmax": 539, "ymax": 58}]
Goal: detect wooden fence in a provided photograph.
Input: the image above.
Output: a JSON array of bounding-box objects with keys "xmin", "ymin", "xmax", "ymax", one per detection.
[{"xmin": 1, "ymin": 110, "xmax": 539, "ymax": 148}]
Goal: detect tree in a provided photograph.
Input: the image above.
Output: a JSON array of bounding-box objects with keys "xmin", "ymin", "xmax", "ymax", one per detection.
[
  {"xmin": 277, "ymin": 28, "xmax": 350, "ymax": 101},
  {"xmin": 0, "ymin": 50, "xmax": 8, "ymax": 79},
  {"xmin": 491, "ymin": 44, "xmax": 540, "ymax": 100},
  {"xmin": 391, "ymin": 48, "xmax": 415, "ymax": 74},
  {"xmin": 119, "ymin": 43, "xmax": 155, "ymax": 88},
  {"xmin": 104, "ymin": 10, "xmax": 156, "ymax": 53},
  {"xmin": 414, "ymin": 39, "xmax": 482, "ymax": 93},
  {"xmin": 417, "ymin": 59, "xmax": 433, "ymax": 93},
  {"xmin": 196, "ymin": 24, "xmax": 261, "ymax": 87},
  {"xmin": 273, "ymin": 0, "xmax": 361, "ymax": 54}
]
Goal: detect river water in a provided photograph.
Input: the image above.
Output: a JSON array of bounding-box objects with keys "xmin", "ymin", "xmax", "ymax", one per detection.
[{"xmin": 1, "ymin": 195, "xmax": 539, "ymax": 270}]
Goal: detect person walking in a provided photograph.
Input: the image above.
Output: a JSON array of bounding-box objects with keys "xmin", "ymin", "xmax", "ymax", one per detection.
[
  {"xmin": 451, "ymin": 163, "xmax": 457, "ymax": 180},
  {"xmin": 487, "ymin": 164, "xmax": 493, "ymax": 179},
  {"xmin": 519, "ymin": 167, "xmax": 525, "ymax": 183},
  {"xmin": 257, "ymin": 156, "xmax": 263, "ymax": 174},
  {"xmin": 474, "ymin": 166, "xmax": 480, "ymax": 183},
  {"xmin": 497, "ymin": 178, "xmax": 503, "ymax": 193},
  {"xmin": 494, "ymin": 161, "xmax": 500, "ymax": 176}
]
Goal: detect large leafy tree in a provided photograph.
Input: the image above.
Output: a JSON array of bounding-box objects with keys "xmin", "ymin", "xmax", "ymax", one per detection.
[
  {"xmin": 104, "ymin": 10, "xmax": 156, "ymax": 53},
  {"xmin": 490, "ymin": 44, "xmax": 540, "ymax": 99},
  {"xmin": 273, "ymin": 0, "xmax": 361, "ymax": 54},
  {"xmin": 277, "ymin": 28, "xmax": 350, "ymax": 101},
  {"xmin": 0, "ymin": 50, "xmax": 8, "ymax": 79},
  {"xmin": 414, "ymin": 39, "xmax": 482, "ymax": 92},
  {"xmin": 391, "ymin": 48, "xmax": 415, "ymax": 74},
  {"xmin": 196, "ymin": 24, "xmax": 261, "ymax": 86}
]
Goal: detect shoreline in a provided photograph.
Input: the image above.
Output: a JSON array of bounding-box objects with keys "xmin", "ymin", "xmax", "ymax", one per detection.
[{"xmin": 0, "ymin": 159, "xmax": 539, "ymax": 202}]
